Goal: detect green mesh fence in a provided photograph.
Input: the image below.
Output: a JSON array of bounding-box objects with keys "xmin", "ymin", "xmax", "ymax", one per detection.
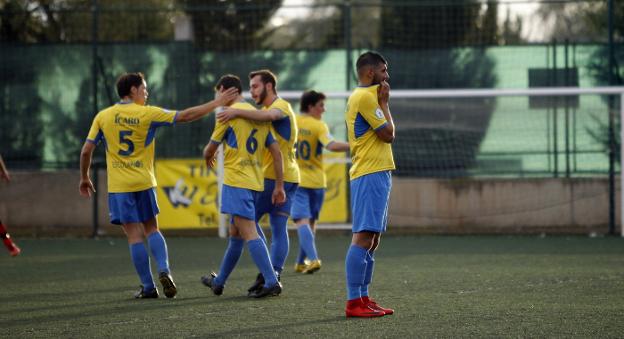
[{"xmin": 0, "ymin": 0, "xmax": 622, "ymax": 178}]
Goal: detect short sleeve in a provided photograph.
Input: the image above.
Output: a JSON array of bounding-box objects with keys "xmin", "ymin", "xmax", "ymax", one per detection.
[
  {"xmin": 268, "ymin": 99, "xmax": 289, "ymax": 120},
  {"xmin": 86, "ymin": 114, "xmax": 103, "ymax": 145},
  {"xmin": 210, "ymin": 120, "xmax": 228, "ymax": 144},
  {"xmin": 146, "ymin": 105, "xmax": 178, "ymax": 127},
  {"xmin": 317, "ymin": 121, "xmax": 335, "ymax": 146},
  {"xmin": 358, "ymin": 92, "xmax": 387, "ymax": 131}
]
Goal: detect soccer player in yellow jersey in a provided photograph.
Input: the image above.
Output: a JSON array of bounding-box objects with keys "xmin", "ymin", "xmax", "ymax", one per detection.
[
  {"xmin": 217, "ymin": 69, "xmax": 300, "ymax": 295},
  {"xmin": 292, "ymin": 90, "xmax": 349, "ymax": 274},
  {"xmin": 201, "ymin": 74, "xmax": 285, "ymax": 298},
  {"xmin": 344, "ymin": 52, "xmax": 396, "ymax": 317},
  {"xmin": 78, "ymin": 72, "xmax": 237, "ymax": 299}
]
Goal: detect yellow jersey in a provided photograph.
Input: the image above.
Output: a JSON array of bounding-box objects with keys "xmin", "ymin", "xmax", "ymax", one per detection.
[
  {"xmin": 210, "ymin": 102, "xmax": 274, "ymax": 192},
  {"xmin": 295, "ymin": 114, "xmax": 335, "ymax": 189},
  {"xmin": 262, "ymin": 98, "xmax": 300, "ymax": 183},
  {"xmin": 345, "ymin": 85, "xmax": 395, "ymax": 180},
  {"xmin": 86, "ymin": 102, "xmax": 177, "ymax": 193}
]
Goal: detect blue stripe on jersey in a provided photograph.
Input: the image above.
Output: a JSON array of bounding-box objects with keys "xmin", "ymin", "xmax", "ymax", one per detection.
[
  {"xmin": 272, "ymin": 116, "xmax": 291, "ymax": 141},
  {"xmin": 89, "ymin": 130, "xmax": 104, "ymax": 145},
  {"xmin": 145, "ymin": 120, "xmax": 174, "ymax": 147},
  {"xmin": 265, "ymin": 131, "xmax": 276, "ymax": 147},
  {"xmin": 316, "ymin": 141, "xmax": 323, "ymax": 157},
  {"xmin": 374, "ymin": 122, "xmax": 388, "ymax": 131},
  {"xmin": 354, "ymin": 112, "xmax": 370, "ymax": 138},
  {"xmin": 225, "ymin": 127, "xmax": 238, "ymax": 148}
]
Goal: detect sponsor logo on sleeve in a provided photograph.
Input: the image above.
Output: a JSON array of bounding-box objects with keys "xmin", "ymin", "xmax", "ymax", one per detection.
[{"xmin": 375, "ymin": 108, "xmax": 384, "ymax": 119}]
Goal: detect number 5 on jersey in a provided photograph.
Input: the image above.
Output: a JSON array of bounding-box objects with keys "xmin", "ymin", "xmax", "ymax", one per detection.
[{"xmin": 118, "ymin": 130, "xmax": 135, "ymax": 156}]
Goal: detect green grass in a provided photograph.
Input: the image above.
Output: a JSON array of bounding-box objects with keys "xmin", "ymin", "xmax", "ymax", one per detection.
[{"xmin": 2, "ymin": 235, "xmax": 624, "ymax": 338}]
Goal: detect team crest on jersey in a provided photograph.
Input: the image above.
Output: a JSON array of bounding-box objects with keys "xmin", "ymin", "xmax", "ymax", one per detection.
[{"xmin": 375, "ymin": 108, "xmax": 384, "ymax": 119}]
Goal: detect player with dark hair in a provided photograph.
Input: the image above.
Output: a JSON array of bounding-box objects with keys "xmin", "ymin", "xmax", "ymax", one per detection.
[
  {"xmin": 217, "ymin": 69, "xmax": 300, "ymax": 296},
  {"xmin": 292, "ymin": 90, "xmax": 349, "ymax": 274},
  {"xmin": 0, "ymin": 153, "xmax": 21, "ymax": 257},
  {"xmin": 79, "ymin": 72, "xmax": 237, "ymax": 299},
  {"xmin": 201, "ymin": 74, "xmax": 285, "ymax": 298},
  {"xmin": 344, "ymin": 51, "xmax": 396, "ymax": 317}
]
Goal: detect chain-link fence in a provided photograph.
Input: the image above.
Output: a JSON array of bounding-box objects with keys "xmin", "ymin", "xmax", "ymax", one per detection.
[{"xmin": 0, "ymin": 0, "xmax": 622, "ymax": 176}]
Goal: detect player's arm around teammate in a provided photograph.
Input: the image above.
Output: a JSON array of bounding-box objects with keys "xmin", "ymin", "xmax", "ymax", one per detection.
[{"xmin": 79, "ymin": 72, "xmax": 237, "ymax": 299}]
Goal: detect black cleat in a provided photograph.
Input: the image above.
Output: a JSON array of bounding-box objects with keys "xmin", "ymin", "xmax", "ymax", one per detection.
[
  {"xmin": 134, "ymin": 285, "xmax": 159, "ymax": 299},
  {"xmin": 159, "ymin": 272, "xmax": 177, "ymax": 298},
  {"xmin": 247, "ymin": 273, "xmax": 264, "ymax": 296},
  {"xmin": 200, "ymin": 272, "xmax": 224, "ymax": 296},
  {"xmin": 249, "ymin": 282, "xmax": 282, "ymax": 298}
]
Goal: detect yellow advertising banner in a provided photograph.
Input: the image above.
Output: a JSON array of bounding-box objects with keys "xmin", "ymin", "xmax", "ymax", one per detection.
[
  {"xmin": 155, "ymin": 159, "xmax": 219, "ymax": 229},
  {"xmin": 155, "ymin": 155, "xmax": 348, "ymax": 229},
  {"xmin": 318, "ymin": 153, "xmax": 348, "ymax": 223}
]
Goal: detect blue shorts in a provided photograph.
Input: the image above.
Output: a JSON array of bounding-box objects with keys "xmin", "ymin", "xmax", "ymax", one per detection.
[
  {"xmin": 291, "ymin": 187, "xmax": 325, "ymax": 221},
  {"xmin": 350, "ymin": 171, "xmax": 392, "ymax": 233},
  {"xmin": 108, "ymin": 188, "xmax": 160, "ymax": 225},
  {"xmin": 255, "ymin": 179, "xmax": 299, "ymax": 220},
  {"xmin": 221, "ymin": 184, "xmax": 259, "ymax": 221}
]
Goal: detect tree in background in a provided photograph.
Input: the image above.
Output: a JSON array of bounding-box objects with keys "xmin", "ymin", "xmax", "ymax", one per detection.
[
  {"xmin": 537, "ymin": 1, "xmax": 623, "ymax": 163},
  {"xmin": 0, "ymin": 0, "xmax": 177, "ymax": 167},
  {"xmin": 377, "ymin": 0, "xmax": 518, "ymax": 176}
]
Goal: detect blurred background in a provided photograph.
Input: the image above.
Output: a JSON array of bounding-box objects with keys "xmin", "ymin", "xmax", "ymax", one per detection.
[{"xmin": 0, "ymin": 0, "xmax": 622, "ymax": 235}]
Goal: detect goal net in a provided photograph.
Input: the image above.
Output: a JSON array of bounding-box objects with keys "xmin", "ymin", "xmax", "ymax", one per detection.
[{"xmin": 213, "ymin": 87, "xmax": 624, "ymax": 236}]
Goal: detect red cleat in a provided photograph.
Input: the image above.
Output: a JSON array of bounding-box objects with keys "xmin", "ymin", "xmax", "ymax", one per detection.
[
  {"xmin": 9, "ymin": 244, "xmax": 21, "ymax": 257},
  {"xmin": 345, "ymin": 298, "xmax": 385, "ymax": 318},
  {"xmin": 3, "ymin": 237, "xmax": 20, "ymax": 257},
  {"xmin": 362, "ymin": 296, "xmax": 394, "ymax": 315}
]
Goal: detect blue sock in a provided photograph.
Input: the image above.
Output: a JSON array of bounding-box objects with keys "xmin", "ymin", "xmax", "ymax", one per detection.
[
  {"xmin": 296, "ymin": 247, "xmax": 305, "ymax": 265},
  {"xmin": 147, "ymin": 231, "xmax": 170, "ymax": 274},
  {"xmin": 247, "ymin": 238, "xmax": 278, "ymax": 287},
  {"xmin": 269, "ymin": 214, "xmax": 289, "ymax": 273},
  {"xmin": 361, "ymin": 251, "xmax": 375, "ymax": 297},
  {"xmin": 345, "ymin": 244, "xmax": 368, "ymax": 300},
  {"xmin": 255, "ymin": 221, "xmax": 268, "ymax": 245},
  {"xmin": 297, "ymin": 224, "xmax": 318, "ymax": 260},
  {"xmin": 214, "ymin": 237, "xmax": 244, "ymax": 286},
  {"xmin": 129, "ymin": 242, "xmax": 155, "ymax": 290}
]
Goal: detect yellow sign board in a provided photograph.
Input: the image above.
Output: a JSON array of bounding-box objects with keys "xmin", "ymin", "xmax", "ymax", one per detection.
[
  {"xmin": 155, "ymin": 159, "xmax": 219, "ymax": 229},
  {"xmin": 155, "ymin": 155, "xmax": 348, "ymax": 229}
]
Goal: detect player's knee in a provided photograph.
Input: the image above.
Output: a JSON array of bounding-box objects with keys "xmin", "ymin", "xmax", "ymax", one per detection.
[{"xmin": 352, "ymin": 234, "xmax": 375, "ymax": 250}]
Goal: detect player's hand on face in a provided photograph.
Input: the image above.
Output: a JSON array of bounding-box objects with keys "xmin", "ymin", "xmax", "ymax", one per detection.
[
  {"xmin": 216, "ymin": 87, "xmax": 238, "ymax": 106},
  {"xmin": 378, "ymin": 80, "xmax": 390, "ymax": 105},
  {"xmin": 79, "ymin": 179, "xmax": 96, "ymax": 198},
  {"xmin": 216, "ymin": 108, "xmax": 236, "ymax": 123},
  {"xmin": 272, "ymin": 187, "xmax": 286, "ymax": 206}
]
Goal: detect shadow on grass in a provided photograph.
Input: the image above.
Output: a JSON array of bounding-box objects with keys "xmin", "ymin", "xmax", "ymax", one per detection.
[{"xmin": 1, "ymin": 291, "xmax": 295, "ymax": 329}]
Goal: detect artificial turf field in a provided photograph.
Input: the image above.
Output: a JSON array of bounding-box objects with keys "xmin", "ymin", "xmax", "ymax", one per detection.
[{"xmin": 2, "ymin": 235, "xmax": 624, "ymax": 338}]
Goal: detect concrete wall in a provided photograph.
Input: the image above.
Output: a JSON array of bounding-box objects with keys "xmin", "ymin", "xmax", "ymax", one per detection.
[
  {"xmin": 0, "ymin": 170, "xmax": 112, "ymax": 236},
  {"xmin": 389, "ymin": 177, "xmax": 619, "ymax": 234},
  {"xmin": 0, "ymin": 171, "xmax": 619, "ymax": 235}
]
